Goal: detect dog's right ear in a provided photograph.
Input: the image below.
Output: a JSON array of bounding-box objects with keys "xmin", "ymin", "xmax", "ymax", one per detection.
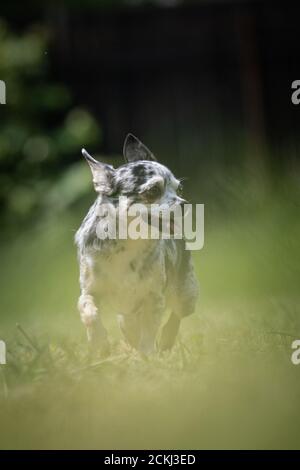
[{"xmin": 82, "ymin": 148, "xmax": 115, "ymax": 194}]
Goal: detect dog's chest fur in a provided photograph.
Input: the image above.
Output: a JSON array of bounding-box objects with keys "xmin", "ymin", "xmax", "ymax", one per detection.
[{"xmin": 91, "ymin": 239, "xmax": 168, "ymax": 314}]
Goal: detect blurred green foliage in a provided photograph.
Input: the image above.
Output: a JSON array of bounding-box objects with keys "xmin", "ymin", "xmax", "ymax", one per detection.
[{"xmin": 0, "ymin": 20, "xmax": 101, "ymax": 231}]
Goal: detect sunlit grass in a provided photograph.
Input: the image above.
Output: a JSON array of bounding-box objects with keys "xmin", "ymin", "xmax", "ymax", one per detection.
[{"xmin": 0, "ymin": 175, "xmax": 299, "ymax": 449}]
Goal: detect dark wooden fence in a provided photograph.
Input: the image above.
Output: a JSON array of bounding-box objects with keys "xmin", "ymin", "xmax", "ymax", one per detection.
[{"xmin": 47, "ymin": 1, "xmax": 300, "ymax": 171}]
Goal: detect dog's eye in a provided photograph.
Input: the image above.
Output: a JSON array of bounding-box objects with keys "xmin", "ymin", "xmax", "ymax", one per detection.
[
  {"xmin": 144, "ymin": 184, "xmax": 162, "ymax": 202},
  {"xmin": 177, "ymin": 183, "xmax": 183, "ymax": 197}
]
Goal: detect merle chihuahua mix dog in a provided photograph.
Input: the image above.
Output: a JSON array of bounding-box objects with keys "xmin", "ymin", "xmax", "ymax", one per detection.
[{"xmin": 75, "ymin": 134, "xmax": 198, "ymax": 355}]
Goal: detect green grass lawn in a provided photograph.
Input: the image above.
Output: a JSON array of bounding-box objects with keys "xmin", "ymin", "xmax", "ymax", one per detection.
[{"xmin": 0, "ymin": 179, "xmax": 299, "ymax": 449}]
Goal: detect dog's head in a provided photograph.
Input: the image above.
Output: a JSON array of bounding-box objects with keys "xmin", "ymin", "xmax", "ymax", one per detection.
[{"xmin": 82, "ymin": 134, "xmax": 186, "ymax": 211}]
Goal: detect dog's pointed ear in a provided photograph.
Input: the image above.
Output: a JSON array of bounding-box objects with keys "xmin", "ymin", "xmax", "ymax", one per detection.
[
  {"xmin": 82, "ymin": 148, "xmax": 115, "ymax": 194},
  {"xmin": 123, "ymin": 133, "xmax": 156, "ymax": 163}
]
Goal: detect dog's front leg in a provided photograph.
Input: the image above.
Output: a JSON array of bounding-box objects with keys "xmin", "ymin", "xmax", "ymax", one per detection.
[
  {"xmin": 78, "ymin": 256, "xmax": 110, "ymax": 355},
  {"xmin": 78, "ymin": 294, "xmax": 109, "ymax": 354},
  {"xmin": 159, "ymin": 311, "xmax": 181, "ymax": 352},
  {"xmin": 139, "ymin": 295, "xmax": 164, "ymax": 355}
]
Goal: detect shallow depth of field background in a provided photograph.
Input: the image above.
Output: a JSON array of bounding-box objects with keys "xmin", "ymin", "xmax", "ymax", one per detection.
[{"xmin": 0, "ymin": 0, "xmax": 300, "ymax": 450}]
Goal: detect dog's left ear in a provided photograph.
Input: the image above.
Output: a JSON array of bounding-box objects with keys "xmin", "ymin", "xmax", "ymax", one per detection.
[
  {"xmin": 82, "ymin": 149, "xmax": 115, "ymax": 194},
  {"xmin": 123, "ymin": 133, "xmax": 156, "ymax": 163}
]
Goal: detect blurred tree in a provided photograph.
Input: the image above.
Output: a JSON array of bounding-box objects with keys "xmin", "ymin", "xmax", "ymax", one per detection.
[{"xmin": 0, "ymin": 19, "xmax": 102, "ymax": 231}]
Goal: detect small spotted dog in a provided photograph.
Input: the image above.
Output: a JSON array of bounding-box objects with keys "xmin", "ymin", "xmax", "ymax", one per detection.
[{"xmin": 75, "ymin": 134, "xmax": 198, "ymax": 354}]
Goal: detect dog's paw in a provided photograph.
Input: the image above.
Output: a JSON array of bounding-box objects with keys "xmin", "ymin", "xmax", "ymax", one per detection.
[{"xmin": 79, "ymin": 295, "xmax": 98, "ymax": 326}]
